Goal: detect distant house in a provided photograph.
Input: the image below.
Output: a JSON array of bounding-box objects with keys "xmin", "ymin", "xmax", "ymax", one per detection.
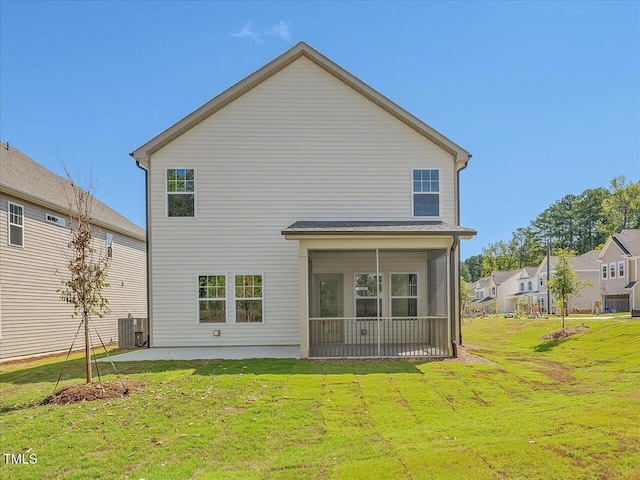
[
  {"xmin": 534, "ymin": 250, "xmax": 601, "ymax": 314},
  {"xmin": 0, "ymin": 143, "xmax": 147, "ymax": 361},
  {"xmin": 597, "ymin": 230, "xmax": 640, "ymax": 312},
  {"xmin": 130, "ymin": 42, "xmax": 476, "ymax": 358}
]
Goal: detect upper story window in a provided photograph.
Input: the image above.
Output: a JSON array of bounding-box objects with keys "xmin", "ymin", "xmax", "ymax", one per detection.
[
  {"xmin": 167, "ymin": 169, "xmax": 195, "ymax": 217},
  {"xmin": 602, "ymin": 265, "xmax": 607, "ymax": 279},
  {"xmin": 618, "ymin": 261, "xmax": 625, "ymax": 278},
  {"xmin": 412, "ymin": 169, "xmax": 439, "ymax": 217},
  {"xmin": 106, "ymin": 233, "xmax": 113, "ymax": 259},
  {"xmin": 527, "ymin": 281, "xmax": 532, "ymax": 291},
  {"xmin": 199, "ymin": 275, "xmax": 226, "ymax": 323},
  {"xmin": 491, "ymin": 287, "xmax": 496, "ymax": 296},
  {"xmin": 519, "ymin": 282, "xmax": 524, "ymax": 292},
  {"xmin": 46, "ymin": 213, "xmax": 66, "ymax": 227},
  {"xmin": 8, "ymin": 201, "xmax": 24, "ymax": 247},
  {"xmin": 610, "ymin": 263, "xmax": 616, "ymax": 279},
  {"xmin": 539, "ymin": 275, "xmax": 544, "ymax": 286}
]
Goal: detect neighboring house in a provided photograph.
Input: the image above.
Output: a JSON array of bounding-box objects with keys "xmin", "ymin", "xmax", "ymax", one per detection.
[
  {"xmin": 597, "ymin": 229, "xmax": 640, "ymax": 312},
  {"xmin": 505, "ymin": 267, "xmax": 539, "ymax": 313},
  {"xmin": 535, "ymin": 250, "xmax": 601, "ymax": 314},
  {"xmin": 130, "ymin": 42, "xmax": 476, "ymax": 358},
  {"xmin": 0, "ymin": 143, "xmax": 147, "ymax": 361},
  {"xmin": 469, "ymin": 277, "xmax": 493, "ymax": 313}
]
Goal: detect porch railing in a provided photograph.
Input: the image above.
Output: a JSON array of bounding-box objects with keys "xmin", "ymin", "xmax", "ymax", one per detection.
[{"xmin": 308, "ymin": 316, "xmax": 449, "ymax": 358}]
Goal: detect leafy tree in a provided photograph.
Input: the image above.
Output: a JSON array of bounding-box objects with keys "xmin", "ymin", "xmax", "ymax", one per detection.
[
  {"xmin": 574, "ymin": 188, "xmax": 609, "ymax": 252},
  {"xmin": 464, "ymin": 255, "xmax": 484, "ymax": 282},
  {"xmin": 481, "ymin": 240, "xmax": 519, "ymax": 276},
  {"xmin": 547, "ymin": 250, "xmax": 589, "ymax": 329},
  {"xmin": 460, "ymin": 262, "xmax": 472, "ymax": 283},
  {"xmin": 59, "ymin": 176, "xmax": 110, "ymax": 384},
  {"xmin": 512, "ymin": 227, "xmax": 545, "ymax": 267},
  {"xmin": 601, "ymin": 176, "xmax": 640, "ymax": 234}
]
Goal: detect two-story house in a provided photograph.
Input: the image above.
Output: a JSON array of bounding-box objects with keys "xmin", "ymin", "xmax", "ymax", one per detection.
[
  {"xmin": 535, "ymin": 250, "xmax": 600, "ymax": 314},
  {"xmin": 0, "ymin": 143, "xmax": 147, "ymax": 361},
  {"xmin": 597, "ymin": 230, "xmax": 640, "ymax": 312},
  {"xmin": 130, "ymin": 43, "xmax": 476, "ymax": 358}
]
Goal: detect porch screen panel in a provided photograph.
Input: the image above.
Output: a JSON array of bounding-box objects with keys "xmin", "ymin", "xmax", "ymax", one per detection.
[
  {"xmin": 355, "ymin": 274, "xmax": 382, "ymax": 317},
  {"xmin": 427, "ymin": 250, "xmax": 447, "ymax": 317}
]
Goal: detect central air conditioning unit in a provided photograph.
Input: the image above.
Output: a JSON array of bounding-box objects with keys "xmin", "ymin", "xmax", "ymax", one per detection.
[{"xmin": 118, "ymin": 316, "xmax": 149, "ymax": 349}]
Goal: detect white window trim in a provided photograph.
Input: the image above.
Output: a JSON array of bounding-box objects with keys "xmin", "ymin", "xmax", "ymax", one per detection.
[
  {"xmin": 390, "ymin": 272, "xmax": 419, "ymax": 318},
  {"xmin": 354, "ymin": 273, "xmax": 383, "ymax": 318},
  {"xmin": 45, "ymin": 212, "xmax": 66, "ymax": 227},
  {"xmin": 609, "ymin": 262, "xmax": 616, "ymax": 279},
  {"xmin": 7, "ymin": 201, "xmax": 24, "ymax": 248},
  {"xmin": 197, "ymin": 274, "xmax": 227, "ymax": 324},
  {"xmin": 106, "ymin": 233, "xmax": 114, "ymax": 259},
  {"xmin": 618, "ymin": 261, "xmax": 625, "ymax": 278},
  {"xmin": 527, "ymin": 281, "xmax": 532, "ymax": 291},
  {"xmin": 411, "ymin": 168, "xmax": 441, "ymax": 219},
  {"xmin": 165, "ymin": 168, "xmax": 197, "ymax": 218},
  {"xmin": 602, "ymin": 264, "xmax": 608, "ymax": 280},
  {"xmin": 233, "ymin": 273, "xmax": 265, "ymax": 324},
  {"xmin": 519, "ymin": 282, "xmax": 524, "ymax": 292}
]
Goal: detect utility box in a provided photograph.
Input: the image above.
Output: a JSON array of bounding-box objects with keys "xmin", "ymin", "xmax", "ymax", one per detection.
[{"xmin": 118, "ymin": 316, "xmax": 149, "ymax": 348}]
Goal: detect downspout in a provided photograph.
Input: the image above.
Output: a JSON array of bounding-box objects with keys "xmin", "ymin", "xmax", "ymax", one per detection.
[
  {"xmin": 133, "ymin": 156, "xmax": 151, "ymax": 348},
  {"xmin": 450, "ymin": 235, "xmax": 459, "ymax": 357}
]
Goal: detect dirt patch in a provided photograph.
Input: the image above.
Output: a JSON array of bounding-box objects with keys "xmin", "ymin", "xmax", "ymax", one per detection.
[
  {"xmin": 541, "ymin": 326, "xmax": 589, "ymax": 341},
  {"xmin": 444, "ymin": 346, "xmax": 496, "ymax": 365},
  {"xmin": 41, "ymin": 381, "xmax": 134, "ymax": 405}
]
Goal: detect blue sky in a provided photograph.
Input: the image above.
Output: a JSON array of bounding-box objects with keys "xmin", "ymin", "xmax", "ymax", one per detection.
[{"xmin": 1, "ymin": 1, "xmax": 639, "ymax": 259}]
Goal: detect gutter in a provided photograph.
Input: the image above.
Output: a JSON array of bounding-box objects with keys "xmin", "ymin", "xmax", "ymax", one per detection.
[{"xmin": 133, "ymin": 156, "xmax": 152, "ymax": 348}]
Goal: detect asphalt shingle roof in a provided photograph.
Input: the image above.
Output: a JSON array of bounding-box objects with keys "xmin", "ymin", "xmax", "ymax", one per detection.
[
  {"xmin": 614, "ymin": 230, "xmax": 640, "ymax": 257},
  {"xmin": 0, "ymin": 142, "xmax": 145, "ymax": 240},
  {"xmin": 282, "ymin": 221, "xmax": 477, "ymax": 236}
]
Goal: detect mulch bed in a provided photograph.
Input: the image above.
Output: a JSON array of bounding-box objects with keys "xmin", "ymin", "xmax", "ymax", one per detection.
[
  {"xmin": 541, "ymin": 326, "xmax": 589, "ymax": 342},
  {"xmin": 41, "ymin": 381, "xmax": 134, "ymax": 405}
]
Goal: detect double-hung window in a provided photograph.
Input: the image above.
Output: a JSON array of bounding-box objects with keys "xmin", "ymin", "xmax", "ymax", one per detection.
[
  {"xmin": 235, "ymin": 275, "xmax": 263, "ymax": 323},
  {"xmin": 527, "ymin": 281, "xmax": 532, "ymax": 291},
  {"xmin": 618, "ymin": 261, "xmax": 625, "ymax": 278},
  {"xmin": 167, "ymin": 169, "xmax": 195, "ymax": 217},
  {"xmin": 355, "ymin": 274, "xmax": 382, "ymax": 317},
  {"xmin": 8, "ymin": 202, "xmax": 24, "ymax": 247},
  {"xmin": 412, "ymin": 169, "xmax": 439, "ymax": 217},
  {"xmin": 602, "ymin": 265, "xmax": 607, "ymax": 279},
  {"xmin": 391, "ymin": 274, "xmax": 418, "ymax": 317},
  {"xmin": 199, "ymin": 275, "xmax": 226, "ymax": 323},
  {"xmin": 520, "ymin": 282, "xmax": 524, "ymax": 292},
  {"xmin": 610, "ymin": 263, "xmax": 616, "ymax": 279}
]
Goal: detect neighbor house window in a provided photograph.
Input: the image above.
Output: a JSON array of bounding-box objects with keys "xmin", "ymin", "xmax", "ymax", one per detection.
[
  {"xmin": 8, "ymin": 202, "xmax": 24, "ymax": 247},
  {"xmin": 391, "ymin": 274, "xmax": 417, "ymax": 317},
  {"xmin": 520, "ymin": 282, "xmax": 524, "ymax": 292},
  {"xmin": 412, "ymin": 169, "xmax": 439, "ymax": 217},
  {"xmin": 199, "ymin": 275, "xmax": 226, "ymax": 323},
  {"xmin": 618, "ymin": 261, "xmax": 625, "ymax": 278},
  {"xmin": 539, "ymin": 275, "xmax": 544, "ymax": 287},
  {"xmin": 610, "ymin": 263, "xmax": 616, "ymax": 279},
  {"xmin": 235, "ymin": 275, "xmax": 263, "ymax": 323},
  {"xmin": 528, "ymin": 281, "xmax": 532, "ymax": 291},
  {"xmin": 602, "ymin": 265, "xmax": 607, "ymax": 279},
  {"xmin": 106, "ymin": 233, "xmax": 113, "ymax": 259},
  {"xmin": 167, "ymin": 168, "xmax": 195, "ymax": 217},
  {"xmin": 45, "ymin": 213, "xmax": 66, "ymax": 227},
  {"xmin": 491, "ymin": 287, "xmax": 496, "ymax": 296},
  {"xmin": 355, "ymin": 274, "xmax": 382, "ymax": 317}
]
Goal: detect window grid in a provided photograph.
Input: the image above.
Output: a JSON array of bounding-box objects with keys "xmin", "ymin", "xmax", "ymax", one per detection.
[
  {"xmin": 610, "ymin": 263, "xmax": 616, "ymax": 279},
  {"xmin": 618, "ymin": 261, "xmax": 625, "ymax": 278},
  {"xmin": 391, "ymin": 274, "xmax": 418, "ymax": 318},
  {"xmin": 167, "ymin": 169, "xmax": 195, "ymax": 217},
  {"xmin": 235, "ymin": 275, "xmax": 263, "ymax": 323},
  {"xmin": 46, "ymin": 213, "xmax": 66, "ymax": 227},
  {"xmin": 8, "ymin": 202, "xmax": 24, "ymax": 247},
  {"xmin": 412, "ymin": 169, "xmax": 440, "ymax": 217},
  {"xmin": 355, "ymin": 273, "xmax": 383, "ymax": 318},
  {"xmin": 198, "ymin": 275, "xmax": 226, "ymax": 323}
]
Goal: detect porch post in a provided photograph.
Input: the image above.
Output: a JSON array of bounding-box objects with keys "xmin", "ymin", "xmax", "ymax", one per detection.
[
  {"xmin": 446, "ymin": 246, "xmax": 453, "ymax": 356},
  {"xmin": 376, "ymin": 248, "xmax": 381, "ymax": 357},
  {"xmin": 299, "ymin": 246, "xmax": 310, "ymax": 358}
]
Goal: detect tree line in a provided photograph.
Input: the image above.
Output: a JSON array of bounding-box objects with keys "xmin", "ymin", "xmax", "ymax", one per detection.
[{"xmin": 462, "ymin": 175, "xmax": 640, "ymax": 283}]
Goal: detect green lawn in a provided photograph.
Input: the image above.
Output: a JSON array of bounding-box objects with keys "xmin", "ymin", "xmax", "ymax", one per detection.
[{"xmin": 1, "ymin": 315, "xmax": 639, "ymax": 479}]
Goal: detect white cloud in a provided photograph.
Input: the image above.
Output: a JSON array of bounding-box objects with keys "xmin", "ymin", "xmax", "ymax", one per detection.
[
  {"xmin": 266, "ymin": 21, "xmax": 292, "ymax": 43},
  {"xmin": 230, "ymin": 21, "xmax": 261, "ymax": 43}
]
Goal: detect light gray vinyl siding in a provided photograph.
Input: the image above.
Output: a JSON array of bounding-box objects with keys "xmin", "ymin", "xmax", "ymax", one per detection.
[
  {"xmin": 148, "ymin": 57, "xmax": 457, "ymax": 347},
  {"xmin": 599, "ymin": 244, "xmax": 629, "ymax": 295},
  {"xmin": 0, "ymin": 193, "xmax": 146, "ymax": 361}
]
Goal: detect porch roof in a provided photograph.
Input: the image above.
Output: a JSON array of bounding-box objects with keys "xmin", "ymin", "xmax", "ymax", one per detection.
[{"xmin": 282, "ymin": 220, "xmax": 477, "ymax": 238}]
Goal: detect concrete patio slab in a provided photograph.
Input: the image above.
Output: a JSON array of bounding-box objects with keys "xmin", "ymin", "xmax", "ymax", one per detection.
[{"xmin": 101, "ymin": 346, "xmax": 300, "ymax": 362}]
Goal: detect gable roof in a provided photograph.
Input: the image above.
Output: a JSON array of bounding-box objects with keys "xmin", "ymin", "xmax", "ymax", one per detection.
[
  {"xmin": 131, "ymin": 42, "xmax": 471, "ymax": 169},
  {"xmin": 597, "ymin": 230, "xmax": 640, "ymax": 260},
  {"xmin": 537, "ymin": 249, "xmax": 600, "ymax": 274},
  {"xmin": 0, "ymin": 143, "xmax": 145, "ymax": 241},
  {"xmin": 490, "ymin": 269, "xmax": 520, "ymax": 285}
]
